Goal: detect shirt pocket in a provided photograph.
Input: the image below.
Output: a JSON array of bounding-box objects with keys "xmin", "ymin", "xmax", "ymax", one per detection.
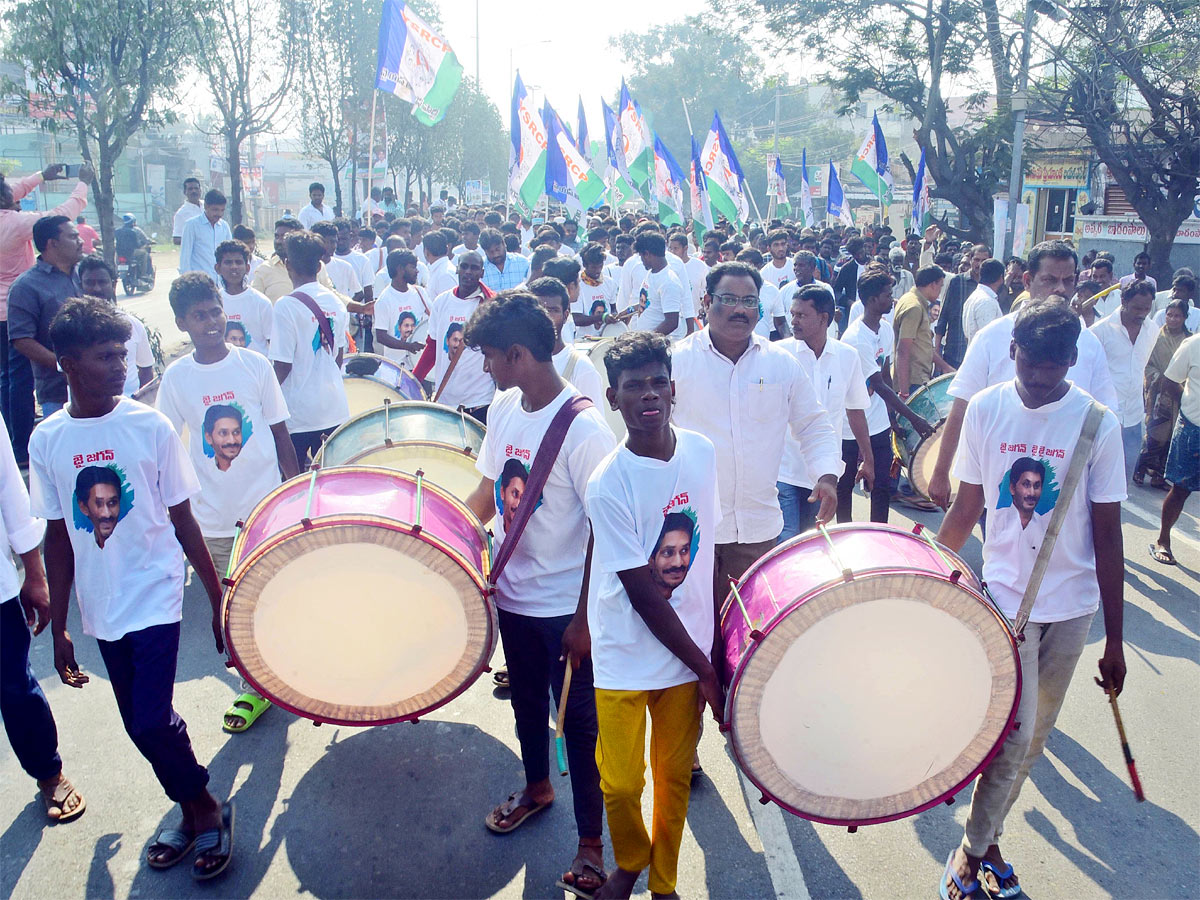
[{"xmin": 747, "ymin": 381, "xmax": 783, "ymax": 424}]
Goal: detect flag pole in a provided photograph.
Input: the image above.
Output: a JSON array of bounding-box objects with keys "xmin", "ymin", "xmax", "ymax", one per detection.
[{"xmin": 366, "ymin": 91, "xmax": 378, "ymax": 223}]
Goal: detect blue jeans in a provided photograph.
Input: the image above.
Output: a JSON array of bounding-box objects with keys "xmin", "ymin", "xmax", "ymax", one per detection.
[
  {"xmin": 40, "ymin": 400, "xmax": 64, "ymax": 417},
  {"xmin": 777, "ymin": 482, "xmax": 816, "ymax": 542},
  {"xmin": 1122, "ymin": 423, "xmax": 1143, "ymax": 484},
  {"xmin": 0, "ymin": 597, "xmax": 62, "ymax": 781}
]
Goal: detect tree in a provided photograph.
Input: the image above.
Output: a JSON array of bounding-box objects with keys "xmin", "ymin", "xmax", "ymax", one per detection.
[
  {"xmin": 192, "ymin": 0, "xmax": 302, "ymax": 224},
  {"xmin": 4, "ymin": 0, "xmax": 200, "ymax": 262},
  {"xmin": 1033, "ymin": 0, "xmax": 1200, "ymax": 284}
]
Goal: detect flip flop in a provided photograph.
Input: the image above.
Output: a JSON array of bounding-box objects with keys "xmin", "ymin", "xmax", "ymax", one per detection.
[
  {"xmin": 556, "ymin": 861, "xmax": 608, "ymax": 899},
  {"xmin": 980, "ymin": 860, "xmax": 1022, "ymax": 899},
  {"xmin": 192, "ymin": 801, "xmax": 235, "ymax": 881},
  {"xmin": 939, "ymin": 849, "xmax": 983, "ymax": 900},
  {"xmin": 492, "ymin": 667, "xmax": 510, "ymax": 687},
  {"xmin": 222, "ymin": 692, "xmax": 272, "ymax": 733},
  {"xmin": 146, "ymin": 828, "xmax": 196, "ymax": 869},
  {"xmin": 39, "ymin": 776, "xmax": 86, "ymax": 823},
  {"xmin": 484, "ymin": 791, "xmax": 551, "ymax": 834},
  {"xmin": 1149, "ymin": 544, "xmax": 1176, "ymax": 566}
]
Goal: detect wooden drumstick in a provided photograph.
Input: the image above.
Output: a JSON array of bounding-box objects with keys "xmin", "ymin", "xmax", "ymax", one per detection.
[
  {"xmin": 1106, "ymin": 686, "xmax": 1145, "ymax": 802},
  {"xmin": 555, "ymin": 657, "xmax": 574, "ymax": 776}
]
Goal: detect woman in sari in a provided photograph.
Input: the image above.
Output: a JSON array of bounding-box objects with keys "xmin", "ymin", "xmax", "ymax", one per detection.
[{"xmin": 1135, "ymin": 298, "xmax": 1192, "ymax": 487}]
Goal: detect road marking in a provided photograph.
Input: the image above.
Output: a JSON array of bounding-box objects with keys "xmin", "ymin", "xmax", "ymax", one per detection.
[{"xmin": 739, "ymin": 771, "xmax": 812, "ymax": 900}]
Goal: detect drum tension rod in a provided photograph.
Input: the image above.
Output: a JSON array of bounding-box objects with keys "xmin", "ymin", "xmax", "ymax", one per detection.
[
  {"xmin": 912, "ymin": 524, "xmax": 963, "ymax": 583},
  {"xmin": 727, "ymin": 578, "xmax": 763, "ymax": 641},
  {"xmin": 816, "ymin": 523, "xmax": 853, "ymax": 582},
  {"xmin": 412, "ymin": 470, "xmax": 425, "ymax": 533},
  {"xmin": 383, "ymin": 398, "xmax": 394, "ymax": 447},
  {"xmin": 301, "ymin": 468, "xmax": 319, "ymax": 529}
]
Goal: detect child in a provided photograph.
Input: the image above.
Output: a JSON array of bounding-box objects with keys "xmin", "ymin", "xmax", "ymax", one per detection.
[
  {"xmin": 156, "ymin": 273, "xmax": 300, "ymax": 732},
  {"xmin": 30, "ymin": 297, "xmax": 234, "ymax": 880},
  {"xmin": 584, "ymin": 331, "xmax": 723, "ymax": 899},
  {"xmin": 215, "ymin": 239, "xmax": 274, "ymax": 355}
]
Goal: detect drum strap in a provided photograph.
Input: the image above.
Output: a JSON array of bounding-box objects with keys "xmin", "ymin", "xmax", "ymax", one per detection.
[
  {"xmin": 488, "ymin": 394, "xmax": 594, "ymax": 588},
  {"xmin": 562, "ymin": 349, "xmax": 583, "ymax": 384},
  {"xmin": 291, "ymin": 291, "xmax": 336, "ymax": 353},
  {"xmin": 1012, "ymin": 401, "xmax": 1104, "ymax": 637}
]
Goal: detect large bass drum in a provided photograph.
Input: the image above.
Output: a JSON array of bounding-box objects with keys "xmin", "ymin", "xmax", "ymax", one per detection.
[
  {"xmin": 318, "ymin": 401, "xmax": 485, "ymax": 468},
  {"xmin": 341, "ymin": 353, "xmax": 425, "ymax": 418},
  {"xmin": 721, "ymin": 523, "xmax": 1020, "ymax": 827},
  {"xmin": 892, "ymin": 373, "xmax": 958, "ymax": 502}
]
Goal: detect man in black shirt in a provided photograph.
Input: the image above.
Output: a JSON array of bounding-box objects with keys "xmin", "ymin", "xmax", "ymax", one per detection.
[{"xmin": 935, "ymin": 242, "xmax": 989, "ymax": 368}]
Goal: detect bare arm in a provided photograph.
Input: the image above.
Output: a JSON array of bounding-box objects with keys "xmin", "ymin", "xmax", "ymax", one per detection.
[
  {"xmin": 868, "ymin": 370, "xmax": 933, "ymax": 437},
  {"xmin": 928, "ymin": 398, "xmax": 968, "ymax": 509},
  {"xmin": 168, "ymin": 499, "xmax": 224, "ymax": 654},
  {"xmin": 373, "ymin": 328, "xmax": 423, "ymax": 353},
  {"xmin": 465, "ymin": 475, "xmax": 494, "ymax": 525},
  {"xmin": 935, "ymin": 481, "xmax": 985, "ymax": 551},
  {"xmin": 1092, "ymin": 500, "xmax": 1126, "ymax": 695},
  {"xmin": 137, "ymin": 366, "xmax": 155, "ymax": 388},
  {"xmin": 273, "ymin": 360, "xmax": 292, "ymax": 385},
  {"xmin": 561, "ymin": 531, "xmax": 595, "ymax": 668},
  {"xmin": 46, "ymin": 519, "xmax": 88, "ymax": 687},
  {"xmin": 12, "ymin": 337, "xmax": 57, "ymax": 370},
  {"xmin": 895, "ymin": 338, "xmax": 914, "ymax": 396},
  {"xmin": 846, "ymin": 408, "xmax": 875, "ymax": 491},
  {"xmin": 654, "ymin": 311, "xmax": 680, "ymax": 336},
  {"xmin": 270, "ymin": 421, "xmax": 301, "ymax": 480}
]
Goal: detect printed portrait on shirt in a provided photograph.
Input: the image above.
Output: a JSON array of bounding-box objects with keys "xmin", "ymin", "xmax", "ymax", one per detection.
[
  {"xmin": 395, "ymin": 310, "xmax": 417, "ymax": 342},
  {"xmin": 202, "ymin": 402, "xmax": 253, "ymax": 471},
  {"xmin": 444, "ymin": 321, "xmax": 465, "ymax": 356},
  {"xmin": 589, "ymin": 299, "xmax": 608, "ymax": 321},
  {"xmin": 310, "ymin": 312, "xmax": 338, "ymax": 353},
  {"xmin": 225, "ymin": 321, "xmax": 248, "ymax": 348},
  {"xmin": 649, "ymin": 508, "xmax": 700, "ymax": 597},
  {"xmin": 637, "ymin": 284, "xmax": 650, "ymax": 315},
  {"xmin": 73, "ymin": 464, "xmax": 133, "ymax": 549},
  {"xmin": 996, "ymin": 455, "xmax": 1060, "ymax": 528},
  {"xmin": 494, "ymin": 456, "xmax": 543, "ymax": 533}
]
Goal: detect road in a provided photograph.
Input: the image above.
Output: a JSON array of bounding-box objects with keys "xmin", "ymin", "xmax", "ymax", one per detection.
[
  {"xmin": 1, "ymin": 314, "xmax": 1197, "ymax": 898},
  {"xmin": 116, "ymin": 249, "xmax": 190, "ymax": 361}
]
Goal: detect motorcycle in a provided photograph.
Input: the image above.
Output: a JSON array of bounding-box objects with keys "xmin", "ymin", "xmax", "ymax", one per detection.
[{"xmin": 116, "ymin": 251, "xmax": 156, "ymax": 296}]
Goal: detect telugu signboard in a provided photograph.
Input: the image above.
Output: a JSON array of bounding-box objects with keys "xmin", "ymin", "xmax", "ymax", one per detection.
[
  {"xmin": 1077, "ymin": 216, "xmax": 1200, "ymax": 245},
  {"xmin": 1023, "ymin": 159, "xmax": 1089, "ymax": 189}
]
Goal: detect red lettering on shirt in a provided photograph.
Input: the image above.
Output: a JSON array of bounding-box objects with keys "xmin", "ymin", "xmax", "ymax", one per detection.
[
  {"xmin": 504, "ymin": 445, "xmax": 531, "ymax": 462},
  {"xmin": 201, "ymin": 391, "xmax": 236, "ymax": 406},
  {"xmin": 73, "ymin": 449, "xmax": 115, "ymax": 468},
  {"xmin": 662, "ymin": 491, "xmax": 690, "ymax": 516}
]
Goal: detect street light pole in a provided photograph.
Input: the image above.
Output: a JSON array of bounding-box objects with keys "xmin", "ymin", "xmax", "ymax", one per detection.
[{"xmin": 1003, "ymin": 1, "xmax": 1035, "ymax": 262}]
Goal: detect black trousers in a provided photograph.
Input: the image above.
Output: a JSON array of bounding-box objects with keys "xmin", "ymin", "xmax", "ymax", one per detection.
[
  {"xmin": 837, "ymin": 430, "xmax": 895, "ymax": 524},
  {"xmin": 290, "ymin": 426, "xmax": 338, "ymax": 466},
  {"xmin": 497, "ymin": 607, "xmax": 603, "ymax": 839},
  {"xmin": 0, "ymin": 597, "xmax": 62, "ymax": 781}
]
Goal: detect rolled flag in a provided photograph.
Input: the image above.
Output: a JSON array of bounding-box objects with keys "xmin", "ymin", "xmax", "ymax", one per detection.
[
  {"xmin": 827, "ymin": 162, "xmax": 853, "ymax": 226},
  {"xmin": 799, "ymin": 148, "xmax": 813, "ymax": 228},
  {"xmin": 911, "ymin": 147, "xmax": 931, "ymax": 234},
  {"xmin": 619, "ymin": 81, "xmax": 654, "ymax": 187},
  {"xmin": 849, "ymin": 111, "xmax": 894, "ymax": 205},
  {"xmin": 544, "ymin": 99, "xmax": 606, "ymax": 214},
  {"xmin": 374, "ymin": 0, "xmax": 464, "ymax": 126},
  {"xmin": 652, "ymin": 133, "xmax": 686, "ymax": 226},
  {"xmin": 577, "ymin": 97, "xmax": 590, "ymax": 162},
  {"xmin": 689, "ymin": 135, "xmax": 714, "ymax": 243},
  {"xmin": 773, "ymin": 156, "xmax": 791, "ymax": 217},
  {"xmin": 700, "ymin": 111, "xmax": 751, "ymax": 227},
  {"xmin": 509, "ymin": 73, "xmax": 547, "ymax": 212}
]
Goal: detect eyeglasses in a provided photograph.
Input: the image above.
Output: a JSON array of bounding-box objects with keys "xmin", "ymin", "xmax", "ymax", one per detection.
[{"xmin": 713, "ymin": 294, "xmax": 760, "ymax": 309}]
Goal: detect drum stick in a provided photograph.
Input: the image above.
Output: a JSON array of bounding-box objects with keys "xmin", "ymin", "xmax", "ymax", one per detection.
[
  {"xmin": 1106, "ymin": 686, "xmax": 1145, "ymax": 802},
  {"xmin": 555, "ymin": 658, "xmax": 574, "ymax": 776},
  {"xmin": 1080, "ymin": 282, "xmax": 1121, "ymax": 312}
]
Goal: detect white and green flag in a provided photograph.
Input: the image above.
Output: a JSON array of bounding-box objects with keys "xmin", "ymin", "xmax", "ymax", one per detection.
[
  {"xmin": 619, "ymin": 81, "xmax": 654, "ymax": 187},
  {"xmin": 849, "ymin": 111, "xmax": 894, "ymax": 205},
  {"xmin": 374, "ymin": 0, "xmax": 464, "ymax": 126},
  {"xmin": 700, "ymin": 111, "xmax": 750, "ymax": 226},
  {"xmin": 509, "ymin": 73, "xmax": 547, "ymax": 212}
]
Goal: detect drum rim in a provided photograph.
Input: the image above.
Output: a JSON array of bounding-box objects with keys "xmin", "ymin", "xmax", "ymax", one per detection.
[
  {"xmin": 724, "ymin": 570, "xmax": 1021, "ymax": 826},
  {"xmin": 908, "ymin": 426, "xmax": 960, "ymax": 502},
  {"xmin": 318, "ymin": 401, "xmax": 487, "ymax": 465},
  {"xmin": 342, "ymin": 352, "xmax": 427, "ymax": 399},
  {"xmin": 893, "ymin": 373, "xmax": 955, "ymax": 455},
  {"xmin": 223, "ymin": 516, "xmax": 496, "ymax": 727},
  {"xmin": 342, "ymin": 439, "xmax": 480, "ymax": 467}
]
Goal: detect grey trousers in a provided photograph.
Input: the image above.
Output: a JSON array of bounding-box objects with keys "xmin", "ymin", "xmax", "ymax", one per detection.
[{"xmin": 962, "ymin": 611, "xmax": 1094, "ymax": 856}]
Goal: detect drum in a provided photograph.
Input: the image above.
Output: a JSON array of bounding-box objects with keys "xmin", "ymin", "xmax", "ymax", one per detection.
[
  {"xmin": 598, "ymin": 320, "xmax": 628, "ymax": 338},
  {"xmin": 342, "ymin": 353, "xmax": 425, "ymax": 417},
  {"xmin": 892, "ymin": 373, "xmax": 958, "ymax": 501},
  {"xmin": 721, "ymin": 523, "xmax": 1020, "ymax": 827},
  {"xmin": 318, "ymin": 401, "xmax": 486, "ymax": 468},
  {"xmin": 331, "ymin": 440, "xmax": 481, "ymax": 499},
  {"xmin": 579, "ymin": 338, "xmax": 625, "ymax": 439},
  {"xmin": 223, "ymin": 466, "xmax": 495, "ymax": 726}
]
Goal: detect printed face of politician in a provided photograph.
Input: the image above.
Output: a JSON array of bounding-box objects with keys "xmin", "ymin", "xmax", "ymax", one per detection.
[
  {"xmin": 650, "ymin": 528, "xmax": 692, "ymax": 593},
  {"xmin": 1010, "ymin": 470, "xmax": 1043, "ymax": 525},
  {"xmin": 79, "ymin": 483, "xmax": 121, "ymax": 547},
  {"xmin": 207, "ymin": 416, "xmax": 244, "ymax": 471},
  {"xmin": 399, "ymin": 317, "xmax": 415, "ymax": 340},
  {"xmin": 447, "ymin": 328, "xmax": 464, "ymax": 354},
  {"xmin": 500, "ymin": 476, "xmax": 525, "ymax": 531}
]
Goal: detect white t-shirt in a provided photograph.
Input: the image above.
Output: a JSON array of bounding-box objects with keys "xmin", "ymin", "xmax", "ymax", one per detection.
[
  {"xmin": 374, "ymin": 283, "xmax": 431, "ymax": 369},
  {"xmin": 337, "ymin": 250, "xmax": 375, "ymax": 291},
  {"xmin": 1165, "ymin": 333, "xmax": 1200, "ymax": 422},
  {"xmin": 478, "ymin": 386, "xmax": 615, "ymax": 617},
  {"xmin": 848, "ymin": 298, "xmax": 895, "ymax": 328},
  {"xmin": 682, "ymin": 255, "xmax": 710, "ymax": 311},
  {"xmin": 585, "ymin": 427, "xmax": 721, "ymax": 691},
  {"xmin": 617, "ymin": 254, "xmax": 692, "ymax": 316},
  {"xmin": 778, "ymin": 338, "xmax": 867, "ymax": 486},
  {"xmin": 427, "ymin": 287, "xmax": 495, "ymax": 409},
  {"xmin": 761, "ymin": 258, "xmax": 792, "ymax": 290},
  {"xmin": 948, "ymin": 311, "xmax": 1120, "ymax": 413},
  {"xmin": 297, "ymin": 203, "xmax": 335, "ymax": 229},
  {"xmin": 120, "ymin": 311, "xmax": 154, "ymax": 397},
  {"xmin": 963, "ymin": 284, "xmax": 1003, "ymax": 343},
  {"xmin": 753, "ymin": 281, "xmax": 787, "ymax": 339},
  {"xmin": 28, "ymin": 398, "xmax": 200, "ymax": 641},
  {"xmin": 574, "ymin": 276, "xmax": 616, "ymax": 339},
  {"xmin": 219, "ymin": 287, "xmax": 274, "ymax": 355},
  {"xmin": 553, "ymin": 346, "xmax": 605, "ymax": 408},
  {"xmin": 325, "ymin": 255, "xmax": 362, "ymax": 297},
  {"xmin": 634, "ymin": 266, "xmax": 687, "ymax": 340},
  {"xmin": 426, "ymin": 256, "xmax": 458, "ymax": 299},
  {"xmin": 953, "ymin": 381, "xmax": 1126, "ymax": 622},
  {"xmin": 157, "ymin": 347, "xmax": 289, "ymax": 538},
  {"xmin": 172, "ymin": 201, "xmax": 203, "ymax": 239},
  {"xmin": 842, "ymin": 317, "xmax": 895, "ymax": 437},
  {"xmin": 268, "ymin": 282, "xmax": 350, "ymax": 433}
]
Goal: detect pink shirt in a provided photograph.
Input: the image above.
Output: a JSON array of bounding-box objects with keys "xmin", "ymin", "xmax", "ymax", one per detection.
[
  {"xmin": 0, "ymin": 175, "xmax": 88, "ymax": 320},
  {"xmin": 78, "ymin": 222, "xmax": 99, "ymax": 254}
]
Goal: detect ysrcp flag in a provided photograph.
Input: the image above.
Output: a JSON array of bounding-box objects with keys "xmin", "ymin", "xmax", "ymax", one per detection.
[
  {"xmin": 619, "ymin": 81, "xmax": 654, "ymax": 187},
  {"xmin": 544, "ymin": 100, "xmax": 606, "ymax": 214},
  {"xmin": 375, "ymin": 0, "xmax": 464, "ymax": 126},
  {"xmin": 700, "ymin": 111, "xmax": 750, "ymax": 227},
  {"xmin": 652, "ymin": 133, "xmax": 685, "ymax": 226},
  {"xmin": 799, "ymin": 148, "xmax": 813, "ymax": 227},
  {"xmin": 827, "ymin": 162, "xmax": 853, "ymax": 226},
  {"xmin": 510, "ymin": 73, "xmax": 547, "ymax": 212},
  {"xmin": 849, "ymin": 111, "xmax": 894, "ymax": 205},
  {"xmin": 689, "ymin": 136, "xmax": 714, "ymax": 242},
  {"xmin": 772, "ymin": 156, "xmax": 790, "ymax": 217}
]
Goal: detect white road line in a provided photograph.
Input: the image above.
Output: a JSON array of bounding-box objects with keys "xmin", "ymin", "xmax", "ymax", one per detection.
[{"xmin": 740, "ymin": 771, "xmax": 812, "ymax": 900}]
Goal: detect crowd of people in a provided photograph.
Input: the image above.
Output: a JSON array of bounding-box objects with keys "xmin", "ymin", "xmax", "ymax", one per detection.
[{"xmin": 0, "ymin": 167, "xmax": 1197, "ymax": 898}]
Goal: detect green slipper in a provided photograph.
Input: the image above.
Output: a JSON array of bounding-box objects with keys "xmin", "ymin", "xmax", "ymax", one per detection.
[{"xmin": 222, "ymin": 692, "xmax": 272, "ymax": 733}]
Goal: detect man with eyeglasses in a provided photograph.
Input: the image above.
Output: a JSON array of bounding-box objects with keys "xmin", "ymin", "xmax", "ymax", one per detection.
[{"xmin": 670, "ymin": 261, "xmax": 841, "ymax": 624}]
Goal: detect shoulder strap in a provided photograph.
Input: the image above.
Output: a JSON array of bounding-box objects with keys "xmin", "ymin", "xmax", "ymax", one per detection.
[
  {"xmin": 563, "ymin": 349, "xmax": 583, "ymax": 383},
  {"xmin": 290, "ymin": 290, "xmax": 335, "ymax": 353},
  {"xmin": 488, "ymin": 394, "xmax": 594, "ymax": 588},
  {"xmin": 1011, "ymin": 401, "xmax": 1105, "ymax": 636}
]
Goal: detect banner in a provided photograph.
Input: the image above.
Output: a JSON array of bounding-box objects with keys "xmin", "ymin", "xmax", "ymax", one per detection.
[
  {"xmin": 652, "ymin": 133, "xmax": 685, "ymax": 225},
  {"xmin": 374, "ymin": 0, "xmax": 463, "ymax": 126}
]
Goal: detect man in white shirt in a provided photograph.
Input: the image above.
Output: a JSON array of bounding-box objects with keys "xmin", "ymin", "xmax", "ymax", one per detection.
[
  {"xmin": 528, "ymin": 277, "xmax": 605, "ymax": 407},
  {"xmin": 461, "ymin": 294, "xmax": 614, "ymax": 900},
  {"xmin": 572, "ymin": 242, "xmax": 617, "ymax": 339},
  {"xmin": 297, "ymin": 182, "xmax": 335, "ymax": 229},
  {"xmin": 888, "ymin": 246, "xmax": 915, "ymax": 299},
  {"xmin": 268, "ymin": 231, "xmax": 350, "ymax": 462},
  {"xmin": 928, "ymin": 241, "xmax": 1121, "ymax": 509},
  {"xmin": 1150, "ymin": 273, "xmax": 1200, "ymax": 331},
  {"xmin": 77, "ymin": 257, "xmax": 156, "ymax": 396},
  {"xmin": 936, "ymin": 300, "xmax": 1126, "ymax": 900},
  {"xmin": 760, "ymin": 228, "xmax": 792, "ymax": 289},
  {"xmin": 213, "ymin": 240, "xmax": 273, "ymax": 355},
  {"xmin": 776, "ymin": 284, "xmax": 872, "ymax": 539},
  {"xmin": 739, "ymin": 249, "xmax": 789, "ymax": 340},
  {"xmin": 962, "ymin": 258, "xmax": 1007, "ymax": 344},
  {"xmin": 178, "ymin": 190, "xmax": 232, "ymax": 280},
  {"xmin": 171, "ymin": 177, "xmax": 203, "ymax": 246},
  {"xmin": 1151, "ymin": 333, "xmax": 1199, "ymax": 565},
  {"xmin": 1090, "ymin": 280, "xmax": 1157, "ymax": 482},
  {"xmin": 333, "ymin": 217, "xmax": 376, "ymax": 302},
  {"xmin": 451, "ymin": 221, "xmax": 480, "ymax": 264},
  {"xmin": 669, "ymin": 232, "xmax": 709, "ymax": 319},
  {"xmin": 670, "ymin": 261, "xmax": 841, "ymax": 606},
  {"xmin": 781, "ymin": 250, "xmax": 835, "ymax": 337},
  {"xmin": 543, "ymin": 257, "xmax": 581, "ymax": 345},
  {"xmin": 422, "ymin": 230, "xmax": 458, "ymax": 299},
  {"xmin": 630, "ymin": 233, "xmax": 690, "ymax": 340},
  {"xmin": 615, "ymin": 229, "xmax": 692, "ymax": 321},
  {"xmin": 372, "ymin": 250, "xmax": 430, "ymax": 369},
  {"xmin": 311, "ymin": 222, "xmax": 363, "ymax": 304},
  {"xmin": 1118, "ymin": 251, "xmax": 1156, "ymax": 292}
]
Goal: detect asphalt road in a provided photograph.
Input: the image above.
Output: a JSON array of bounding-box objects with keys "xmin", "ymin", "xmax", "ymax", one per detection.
[{"xmin": 2, "ymin": 278, "xmax": 1197, "ymax": 898}]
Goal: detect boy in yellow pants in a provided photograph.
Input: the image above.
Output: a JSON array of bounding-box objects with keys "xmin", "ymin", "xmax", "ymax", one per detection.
[{"xmin": 584, "ymin": 332, "xmax": 724, "ymax": 899}]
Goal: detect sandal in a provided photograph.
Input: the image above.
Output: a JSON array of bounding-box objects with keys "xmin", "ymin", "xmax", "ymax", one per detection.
[
  {"xmin": 980, "ymin": 860, "xmax": 1022, "ymax": 898},
  {"xmin": 484, "ymin": 791, "xmax": 551, "ymax": 834},
  {"xmin": 39, "ymin": 775, "xmax": 86, "ymax": 823},
  {"xmin": 223, "ymin": 692, "xmax": 272, "ymax": 733},
  {"xmin": 492, "ymin": 667, "xmax": 510, "ymax": 688},
  {"xmin": 1149, "ymin": 543, "xmax": 1176, "ymax": 566},
  {"xmin": 192, "ymin": 800, "xmax": 235, "ymax": 881},
  {"xmin": 557, "ymin": 860, "xmax": 608, "ymax": 899},
  {"xmin": 147, "ymin": 828, "xmax": 196, "ymax": 869},
  {"xmin": 939, "ymin": 849, "xmax": 984, "ymax": 900}
]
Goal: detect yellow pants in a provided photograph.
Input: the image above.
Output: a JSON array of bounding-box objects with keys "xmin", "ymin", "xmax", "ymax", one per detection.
[{"xmin": 595, "ymin": 682, "xmax": 700, "ymax": 895}]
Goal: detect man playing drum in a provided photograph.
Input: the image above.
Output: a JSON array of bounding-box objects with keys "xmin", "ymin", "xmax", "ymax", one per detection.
[
  {"xmin": 462, "ymin": 292, "xmax": 616, "ymax": 899},
  {"xmin": 936, "ymin": 300, "xmax": 1127, "ymax": 899}
]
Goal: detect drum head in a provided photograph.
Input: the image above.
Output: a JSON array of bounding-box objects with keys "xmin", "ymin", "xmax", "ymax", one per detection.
[
  {"xmin": 728, "ymin": 572, "xmax": 1018, "ymax": 826},
  {"xmin": 225, "ymin": 519, "xmax": 494, "ymax": 725},
  {"xmin": 320, "ymin": 402, "xmax": 486, "ymax": 468},
  {"xmin": 346, "ymin": 441, "xmax": 480, "ymax": 499},
  {"xmin": 343, "ymin": 378, "xmax": 406, "ymax": 418},
  {"xmin": 909, "ymin": 425, "xmax": 960, "ymax": 502},
  {"xmin": 583, "ymin": 339, "xmax": 626, "ymax": 439}
]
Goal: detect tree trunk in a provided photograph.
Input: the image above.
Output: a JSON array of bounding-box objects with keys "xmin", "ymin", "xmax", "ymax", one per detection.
[
  {"xmin": 97, "ymin": 145, "xmax": 118, "ymax": 268},
  {"xmin": 226, "ymin": 131, "xmax": 244, "ymax": 225},
  {"xmin": 349, "ymin": 117, "xmax": 358, "ymax": 220},
  {"xmin": 330, "ymin": 156, "xmax": 343, "ymax": 216}
]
